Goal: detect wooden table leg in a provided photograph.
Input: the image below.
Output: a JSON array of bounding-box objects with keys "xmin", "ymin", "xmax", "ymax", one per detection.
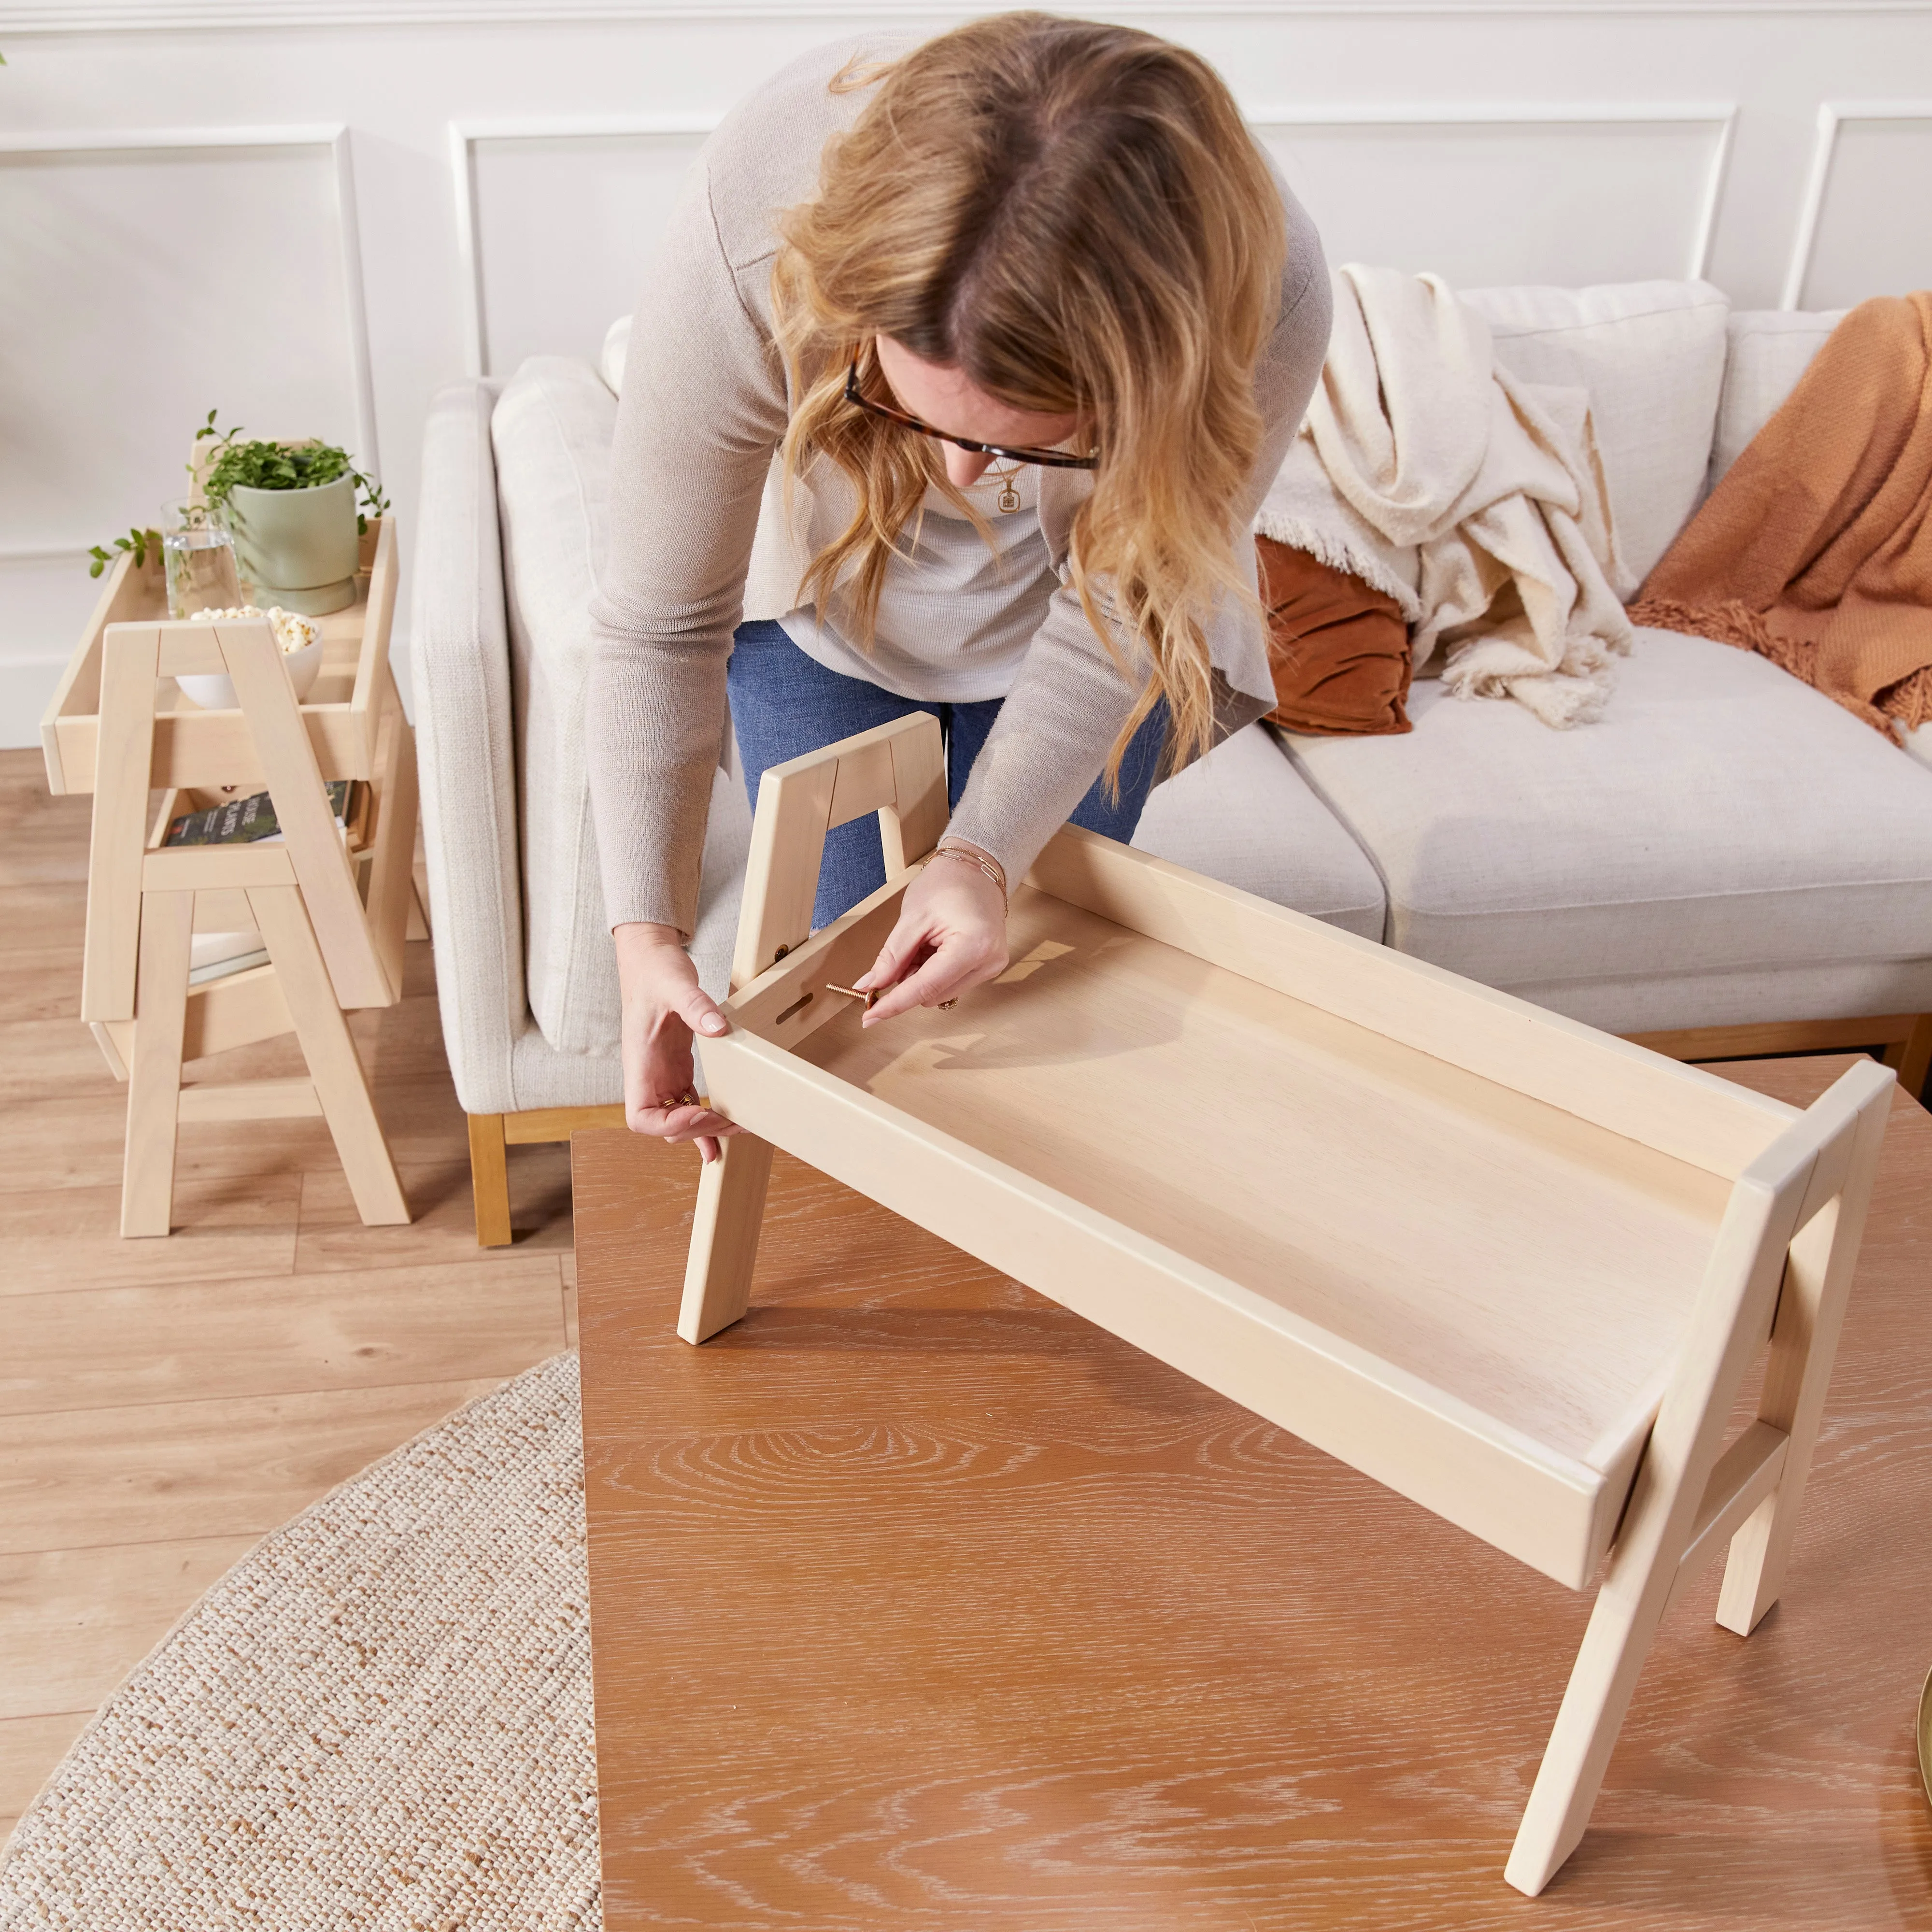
[
  {"xmin": 248, "ymin": 883, "xmax": 411, "ymax": 1228},
  {"xmin": 1718, "ymin": 1085, "xmax": 1889, "ymax": 1634},
  {"xmin": 121, "ymin": 889, "xmax": 194, "ymax": 1237},
  {"xmin": 678, "ymin": 1133, "xmax": 775, "ymax": 1343}
]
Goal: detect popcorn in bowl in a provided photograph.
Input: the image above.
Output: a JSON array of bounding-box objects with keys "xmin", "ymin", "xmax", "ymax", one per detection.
[{"xmin": 188, "ymin": 604, "xmax": 321, "ymax": 655}]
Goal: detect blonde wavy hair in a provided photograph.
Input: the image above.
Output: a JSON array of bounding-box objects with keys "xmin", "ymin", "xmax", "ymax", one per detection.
[{"xmin": 769, "ymin": 12, "xmax": 1288, "ymax": 778}]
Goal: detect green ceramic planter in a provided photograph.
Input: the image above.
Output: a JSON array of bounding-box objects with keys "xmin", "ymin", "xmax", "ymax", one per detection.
[{"xmin": 226, "ymin": 474, "xmax": 360, "ymax": 615}]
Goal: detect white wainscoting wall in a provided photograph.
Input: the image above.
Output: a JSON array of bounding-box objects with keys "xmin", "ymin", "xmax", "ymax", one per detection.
[{"xmin": 2, "ymin": 1, "xmax": 1930, "ymax": 743}]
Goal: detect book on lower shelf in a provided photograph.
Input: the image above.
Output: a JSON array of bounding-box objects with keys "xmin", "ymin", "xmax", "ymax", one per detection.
[
  {"xmin": 188, "ymin": 931, "xmax": 271, "ymax": 986},
  {"xmin": 164, "ymin": 780, "xmax": 371, "ymax": 852}
]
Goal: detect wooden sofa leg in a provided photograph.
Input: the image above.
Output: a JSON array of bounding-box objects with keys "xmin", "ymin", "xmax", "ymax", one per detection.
[
  {"xmin": 678, "ymin": 1134, "xmax": 775, "ymax": 1344},
  {"xmin": 469, "ymin": 1112, "xmax": 512, "ymax": 1247},
  {"xmin": 1881, "ymin": 1013, "xmax": 1932, "ymax": 1100}
]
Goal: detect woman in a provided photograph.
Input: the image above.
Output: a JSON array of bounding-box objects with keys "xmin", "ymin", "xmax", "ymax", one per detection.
[{"xmin": 587, "ymin": 12, "xmax": 1331, "ymax": 1159}]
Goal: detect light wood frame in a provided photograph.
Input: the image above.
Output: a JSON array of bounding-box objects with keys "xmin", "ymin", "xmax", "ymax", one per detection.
[
  {"xmin": 54, "ymin": 531, "xmax": 418, "ymax": 1237},
  {"xmin": 463, "ymin": 711, "xmax": 949, "ymax": 1247},
  {"xmin": 43, "ymin": 520, "xmax": 402, "ymax": 800},
  {"xmin": 673, "ymin": 718, "xmax": 1894, "ymax": 1896}
]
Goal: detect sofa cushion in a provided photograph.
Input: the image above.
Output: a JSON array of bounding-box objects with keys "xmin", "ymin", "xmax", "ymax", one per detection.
[
  {"xmin": 1281, "ymin": 629, "xmax": 1932, "ymax": 1013},
  {"xmin": 492, "ymin": 356, "xmax": 627, "ymax": 1055},
  {"xmin": 495, "ymin": 356, "xmax": 750, "ymax": 1047},
  {"xmin": 1460, "ymin": 281, "xmax": 1729, "ymax": 590},
  {"xmin": 1130, "ymin": 723, "xmax": 1386, "ymax": 940},
  {"xmin": 1708, "ymin": 308, "xmax": 1846, "ymax": 489}
]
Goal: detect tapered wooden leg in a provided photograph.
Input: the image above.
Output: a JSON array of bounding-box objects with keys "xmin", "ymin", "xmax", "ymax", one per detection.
[
  {"xmin": 1505, "ymin": 1533, "xmax": 1682, "ymax": 1895},
  {"xmin": 121, "ymin": 890, "xmax": 195, "ymax": 1237},
  {"xmin": 1718, "ymin": 1090, "xmax": 1889, "ymax": 1635},
  {"xmin": 678, "ymin": 1134, "xmax": 775, "ymax": 1344},
  {"xmin": 248, "ymin": 884, "xmax": 411, "ymax": 1227},
  {"xmin": 1507, "ymin": 1136, "xmax": 1823, "ymax": 1896},
  {"xmin": 469, "ymin": 1112, "xmax": 513, "ymax": 1248}
]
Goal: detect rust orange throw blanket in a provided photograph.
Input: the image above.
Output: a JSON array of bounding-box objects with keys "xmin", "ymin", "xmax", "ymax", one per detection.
[{"xmin": 1631, "ymin": 290, "xmax": 1932, "ymax": 736}]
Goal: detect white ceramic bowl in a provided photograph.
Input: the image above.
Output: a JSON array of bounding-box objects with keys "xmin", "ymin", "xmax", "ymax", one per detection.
[{"xmin": 177, "ymin": 638, "xmax": 324, "ymax": 712}]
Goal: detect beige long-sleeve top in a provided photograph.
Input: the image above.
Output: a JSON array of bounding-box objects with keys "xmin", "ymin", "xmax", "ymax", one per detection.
[{"xmin": 586, "ymin": 37, "xmax": 1332, "ymax": 936}]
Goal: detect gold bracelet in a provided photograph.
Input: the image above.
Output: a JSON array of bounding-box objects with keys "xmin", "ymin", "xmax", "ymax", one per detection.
[{"xmin": 932, "ymin": 839, "xmax": 1009, "ymax": 907}]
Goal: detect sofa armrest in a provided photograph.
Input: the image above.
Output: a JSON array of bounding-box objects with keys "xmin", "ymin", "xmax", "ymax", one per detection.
[{"xmin": 411, "ymin": 379, "xmax": 528, "ymax": 1117}]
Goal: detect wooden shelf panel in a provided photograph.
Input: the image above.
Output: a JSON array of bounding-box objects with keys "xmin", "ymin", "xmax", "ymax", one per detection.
[
  {"xmin": 41, "ymin": 519, "xmax": 397, "ymax": 797},
  {"xmin": 796, "ymin": 886, "xmax": 1729, "ymax": 1479}
]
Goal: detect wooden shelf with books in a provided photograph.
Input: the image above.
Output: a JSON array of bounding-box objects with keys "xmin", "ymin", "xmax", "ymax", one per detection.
[{"xmin": 38, "ymin": 517, "xmax": 424, "ymax": 1237}]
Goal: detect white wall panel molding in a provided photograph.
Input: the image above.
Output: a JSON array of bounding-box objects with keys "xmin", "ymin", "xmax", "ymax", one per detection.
[
  {"xmin": 0, "ymin": 121, "xmax": 381, "ymax": 743},
  {"xmin": 1249, "ymin": 104, "xmax": 1735, "ymax": 289},
  {"xmin": 5, "ymin": 3, "xmax": 1931, "ymax": 745},
  {"xmin": 5, "ymin": 0, "xmax": 1932, "ymax": 22},
  {"xmin": 1782, "ymin": 99, "xmax": 1932, "ymax": 307},
  {"xmin": 450, "ymin": 114, "xmax": 719, "ymax": 377},
  {"xmin": 0, "ymin": 543, "xmax": 93, "ymax": 563},
  {"xmin": 0, "ymin": 123, "xmax": 380, "ymax": 481}
]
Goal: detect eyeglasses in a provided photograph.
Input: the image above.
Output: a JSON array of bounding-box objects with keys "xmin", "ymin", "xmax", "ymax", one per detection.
[{"xmin": 843, "ymin": 355, "xmax": 1097, "ymax": 469}]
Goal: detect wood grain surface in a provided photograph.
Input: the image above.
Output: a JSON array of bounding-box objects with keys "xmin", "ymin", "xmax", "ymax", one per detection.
[
  {"xmin": 0, "ymin": 748, "xmax": 574, "ymax": 1849},
  {"xmin": 575, "ymin": 1057, "xmax": 1932, "ymax": 1930},
  {"xmin": 792, "ymin": 889, "xmax": 1734, "ymax": 1471}
]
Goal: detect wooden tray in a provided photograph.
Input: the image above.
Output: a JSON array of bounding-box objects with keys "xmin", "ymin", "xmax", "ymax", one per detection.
[
  {"xmin": 705, "ymin": 827, "xmax": 1788, "ymax": 1591},
  {"xmin": 676, "ymin": 715, "xmax": 1893, "ymax": 1893},
  {"xmin": 41, "ymin": 517, "xmax": 399, "ymax": 796}
]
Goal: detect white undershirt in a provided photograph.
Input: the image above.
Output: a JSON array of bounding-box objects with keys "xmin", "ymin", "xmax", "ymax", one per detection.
[{"xmin": 778, "ymin": 459, "xmax": 1059, "ymax": 703}]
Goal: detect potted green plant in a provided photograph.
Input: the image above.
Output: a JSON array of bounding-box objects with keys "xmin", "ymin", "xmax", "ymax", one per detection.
[{"xmin": 197, "ymin": 412, "xmax": 388, "ymax": 615}]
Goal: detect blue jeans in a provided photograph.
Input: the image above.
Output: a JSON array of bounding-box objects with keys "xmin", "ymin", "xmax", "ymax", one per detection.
[{"xmin": 728, "ymin": 620, "xmax": 1169, "ymax": 930}]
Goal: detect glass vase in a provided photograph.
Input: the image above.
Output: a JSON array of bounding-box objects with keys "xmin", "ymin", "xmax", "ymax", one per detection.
[{"xmin": 161, "ymin": 504, "xmax": 246, "ymax": 619}]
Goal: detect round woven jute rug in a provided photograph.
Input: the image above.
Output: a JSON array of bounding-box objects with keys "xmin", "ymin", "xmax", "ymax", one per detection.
[{"xmin": 0, "ymin": 1352, "xmax": 599, "ymax": 1931}]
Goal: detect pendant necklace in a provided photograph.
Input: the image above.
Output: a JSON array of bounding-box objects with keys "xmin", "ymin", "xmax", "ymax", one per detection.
[{"xmin": 987, "ymin": 461, "xmax": 1023, "ymax": 514}]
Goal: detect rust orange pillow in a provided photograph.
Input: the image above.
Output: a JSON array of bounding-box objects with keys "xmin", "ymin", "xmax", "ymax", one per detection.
[{"xmin": 1256, "ymin": 534, "xmax": 1412, "ymax": 736}]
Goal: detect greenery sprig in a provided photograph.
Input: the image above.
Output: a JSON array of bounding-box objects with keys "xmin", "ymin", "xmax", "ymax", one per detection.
[
  {"xmin": 86, "ymin": 409, "xmax": 390, "ymax": 578},
  {"xmin": 87, "ymin": 528, "xmax": 162, "ymax": 581},
  {"xmin": 196, "ymin": 411, "xmax": 390, "ymax": 534}
]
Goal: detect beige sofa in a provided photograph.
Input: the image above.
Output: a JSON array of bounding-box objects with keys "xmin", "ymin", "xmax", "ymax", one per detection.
[{"xmin": 412, "ymin": 278, "xmax": 1932, "ymax": 1243}]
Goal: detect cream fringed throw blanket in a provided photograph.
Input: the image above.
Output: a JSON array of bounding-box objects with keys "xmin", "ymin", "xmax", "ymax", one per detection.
[
  {"xmin": 1630, "ymin": 291, "xmax": 1932, "ymax": 739},
  {"xmin": 1257, "ymin": 265, "xmax": 1632, "ymax": 727}
]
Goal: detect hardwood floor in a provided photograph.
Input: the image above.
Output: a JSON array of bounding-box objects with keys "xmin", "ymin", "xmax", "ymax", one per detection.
[
  {"xmin": 0, "ymin": 748, "xmax": 580, "ymax": 1848},
  {"xmin": 574, "ymin": 1070, "xmax": 1932, "ymax": 1928}
]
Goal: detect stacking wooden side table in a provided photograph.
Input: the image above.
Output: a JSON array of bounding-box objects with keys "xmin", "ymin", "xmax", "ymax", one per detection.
[{"xmin": 40, "ymin": 519, "xmax": 422, "ymax": 1236}]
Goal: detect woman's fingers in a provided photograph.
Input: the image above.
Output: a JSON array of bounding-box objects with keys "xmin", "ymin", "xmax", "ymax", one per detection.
[
  {"xmin": 855, "ymin": 924, "xmax": 927, "ymax": 995},
  {"xmin": 613, "ymin": 925, "xmax": 739, "ymax": 1158},
  {"xmin": 852, "ymin": 845, "xmax": 1009, "ymax": 1023},
  {"xmin": 679, "ymin": 985, "xmax": 729, "ymax": 1039},
  {"xmin": 863, "ymin": 931, "xmax": 1004, "ymax": 1023},
  {"xmin": 628, "ymin": 1099, "xmax": 742, "ymax": 1146}
]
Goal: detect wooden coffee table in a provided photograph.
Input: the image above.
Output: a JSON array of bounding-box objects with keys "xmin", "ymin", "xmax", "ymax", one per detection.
[{"xmin": 574, "ymin": 1056, "xmax": 1932, "ymax": 1930}]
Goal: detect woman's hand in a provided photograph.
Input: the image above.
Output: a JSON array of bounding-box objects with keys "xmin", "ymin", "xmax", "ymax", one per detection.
[
  {"xmin": 856, "ymin": 846, "xmax": 1009, "ymax": 1023},
  {"xmin": 614, "ymin": 922, "xmax": 743, "ymax": 1163}
]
